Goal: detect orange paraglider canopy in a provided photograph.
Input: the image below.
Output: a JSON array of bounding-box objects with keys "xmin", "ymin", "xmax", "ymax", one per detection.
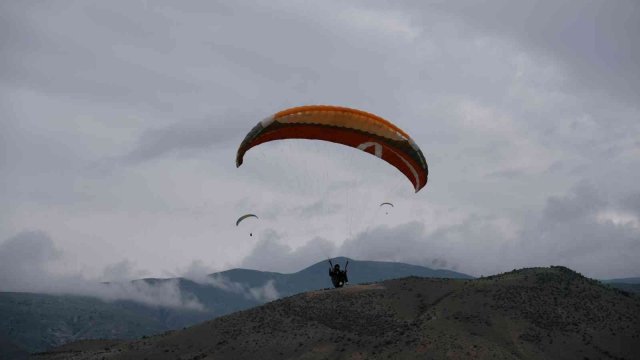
[{"xmin": 236, "ymin": 105, "xmax": 429, "ymax": 192}]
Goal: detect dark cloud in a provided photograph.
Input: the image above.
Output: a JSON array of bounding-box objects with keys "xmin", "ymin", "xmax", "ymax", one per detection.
[
  {"xmin": 621, "ymin": 192, "xmax": 640, "ymax": 217},
  {"xmin": 439, "ymin": 0, "xmax": 640, "ymax": 104},
  {"xmin": 512, "ymin": 183, "xmax": 640, "ymax": 277},
  {"xmin": 541, "ymin": 182, "xmax": 606, "ymax": 223},
  {"xmin": 424, "ymin": 0, "xmax": 640, "ymax": 105}
]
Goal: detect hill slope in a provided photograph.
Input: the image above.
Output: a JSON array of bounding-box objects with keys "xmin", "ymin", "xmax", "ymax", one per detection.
[
  {"xmin": 35, "ymin": 266, "xmax": 640, "ymax": 360},
  {"xmin": 0, "ymin": 293, "xmax": 172, "ymax": 354},
  {"xmin": 0, "ymin": 333, "xmax": 29, "ymax": 360}
]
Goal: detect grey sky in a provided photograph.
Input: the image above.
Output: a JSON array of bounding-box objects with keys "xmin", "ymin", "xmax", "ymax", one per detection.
[{"xmin": 1, "ymin": 0, "xmax": 639, "ymax": 292}]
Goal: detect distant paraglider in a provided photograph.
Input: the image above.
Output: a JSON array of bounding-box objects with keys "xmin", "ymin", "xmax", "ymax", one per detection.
[
  {"xmin": 380, "ymin": 202, "xmax": 394, "ymax": 215},
  {"xmin": 236, "ymin": 214, "xmax": 258, "ymax": 236}
]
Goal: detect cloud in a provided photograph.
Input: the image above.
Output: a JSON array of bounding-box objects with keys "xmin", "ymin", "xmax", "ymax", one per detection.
[
  {"xmin": 485, "ymin": 168, "xmax": 525, "ymax": 180},
  {"xmin": 0, "ymin": 231, "xmax": 61, "ymax": 291},
  {"xmin": 294, "ymin": 200, "xmax": 342, "ymax": 219},
  {"xmin": 92, "ymin": 279, "xmax": 205, "ymax": 311},
  {"xmin": 621, "ymin": 192, "xmax": 640, "ymax": 218},
  {"xmin": 425, "ymin": 0, "xmax": 640, "ymax": 105},
  {"xmin": 102, "ymin": 259, "xmax": 149, "ymax": 282},
  {"xmin": 0, "ymin": 231, "xmax": 203, "ymax": 310},
  {"xmin": 431, "ymin": 258, "xmax": 447, "ymax": 268},
  {"xmin": 205, "ymin": 275, "xmax": 280, "ymax": 302},
  {"xmin": 175, "ymin": 259, "xmax": 216, "ymax": 284},
  {"xmin": 339, "ymin": 216, "xmax": 514, "ymax": 276},
  {"xmin": 340, "ymin": 222, "xmax": 430, "ymax": 264},
  {"xmin": 240, "ymin": 183, "xmax": 640, "ymax": 279},
  {"xmin": 239, "ymin": 231, "xmax": 292, "ymax": 272},
  {"xmin": 241, "ymin": 230, "xmax": 337, "ymax": 273},
  {"xmin": 248, "ymin": 280, "xmax": 279, "ymax": 302},
  {"xmin": 179, "ymin": 260, "xmax": 280, "ymax": 302},
  {"xmin": 514, "ymin": 183, "xmax": 640, "ymax": 278},
  {"xmin": 240, "ymin": 221, "xmax": 468, "ymax": 274},
  {"xmin": 0, "ymin": 1, "xmax": 198, "ymax": 105},
  {"xmin": 541, "ymin": 183, "xmax": 606, "ymax": 223},
  {"xmin": 122, "ymin": 116, "xmax": 249, "ymax": 164}
]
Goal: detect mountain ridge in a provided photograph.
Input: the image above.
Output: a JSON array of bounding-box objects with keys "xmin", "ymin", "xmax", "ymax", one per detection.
[{"xmin": 35, "ymin": 266, "xmax": 640, "ymax": 360}]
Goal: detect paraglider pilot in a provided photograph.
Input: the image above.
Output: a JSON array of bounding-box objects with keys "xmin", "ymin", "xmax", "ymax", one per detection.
[{"xmin": 328, "ymin": 259, "xmax": 349, "ymax": 288}]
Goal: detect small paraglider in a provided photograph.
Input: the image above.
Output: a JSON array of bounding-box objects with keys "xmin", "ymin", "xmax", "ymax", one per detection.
[
  {"xmin": 380, "ymin": 202, "xmax": 394, "ymax": 215},
  {"xmin": 236, "ymin": 214, "xmax": 258, "ymax": 237}
]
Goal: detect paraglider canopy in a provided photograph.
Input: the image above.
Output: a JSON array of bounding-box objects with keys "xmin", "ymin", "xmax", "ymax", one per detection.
[
  {"xmin": 380, "ymin": 202, "xmax": 394, "ymax": 215},
  {"xmin": 236, "ymin": 105, "xmax": 429, "ymax": 192},
  {"xmin": 236, "ymin": 214, "xmax": 258, "ymax": 226}
]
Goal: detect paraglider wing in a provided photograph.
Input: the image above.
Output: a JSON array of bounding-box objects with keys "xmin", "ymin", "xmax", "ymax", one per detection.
[
  {"xmin": 236, "ymin": 214, "xmax": 258, "ymax": 226},
  {"xmin": 236, "ymin": 105, "xmax": 429, "ymax": 192},
  {"xmin": 380, "ymin": 202, "xmax": 394, "ymax": 207}
]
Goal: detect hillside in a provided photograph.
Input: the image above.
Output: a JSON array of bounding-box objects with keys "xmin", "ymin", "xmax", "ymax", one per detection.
[
  {"xmin": 0, "ymin": 258, "xmax": 469, "ymax": 353},
  {"xmin": 35, "ymin": 266, "xmax": 640, "ymax": 360},
  {"xmin": 0, "ymin": 292, "xmax": 174, "ymax": 354},
  {"xmin": 0, "ymin": 333, "xmax": 28, "ymax": 360}
]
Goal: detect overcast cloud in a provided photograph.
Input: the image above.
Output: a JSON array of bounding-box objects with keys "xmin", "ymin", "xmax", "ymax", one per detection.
[
  {"xmin": 0, "ymin": 231, "xmax": 204, "ymax": 310},
  {"xmin": 1, "ymin": 0, "xmax": 639, "ymax": 294}
]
